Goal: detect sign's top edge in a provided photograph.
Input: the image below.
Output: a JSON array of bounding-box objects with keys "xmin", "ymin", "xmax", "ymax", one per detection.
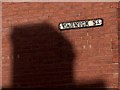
[
  {"xmin": 59, "ymin": 18, "xmax": 103, "ymax": 24},
  {"xmin": 1, "ymin": 0, "xmax": 120, "ymax": 2}
]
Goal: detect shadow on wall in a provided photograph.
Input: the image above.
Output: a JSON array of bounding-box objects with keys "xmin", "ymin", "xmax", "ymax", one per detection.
[{"xmin": 10, "ymin": 22, "xmax": 107, "ymax": 89}]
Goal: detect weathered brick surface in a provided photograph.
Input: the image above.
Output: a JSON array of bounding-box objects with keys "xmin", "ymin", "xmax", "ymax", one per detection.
[
  {"xmin": 118, "ymin": 2, "xmax": 120, "ymax": 90},
  {"xmin": 2, "ymin": 2, "xmax": 119, "ymax": 89}
]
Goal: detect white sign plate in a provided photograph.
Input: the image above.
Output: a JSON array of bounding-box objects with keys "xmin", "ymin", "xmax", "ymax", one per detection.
[{"xmin": 59, "ymin": 18, "xmax": 103, "ymax": 31}]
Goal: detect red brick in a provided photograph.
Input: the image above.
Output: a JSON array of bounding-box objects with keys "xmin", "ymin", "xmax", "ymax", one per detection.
[{"xmin": 2, "ymin": 2, "xmax": 119, "ymax": 89}]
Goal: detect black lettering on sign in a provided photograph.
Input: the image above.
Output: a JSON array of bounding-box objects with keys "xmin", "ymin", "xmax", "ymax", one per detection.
[{"xmin": 59, "ymin": 18, "xmax": 103, "ymax": 31}]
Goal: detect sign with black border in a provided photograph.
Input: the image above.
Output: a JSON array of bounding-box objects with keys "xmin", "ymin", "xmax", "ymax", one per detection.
[{"xmin": 59, "ymin": 18, "xmax": 103, "ymax": 31}]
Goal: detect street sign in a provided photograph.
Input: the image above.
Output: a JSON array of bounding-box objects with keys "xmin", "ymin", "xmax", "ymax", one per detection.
[{"xmin": 59, "ymin": 18, "xmax": 103, "ymax": 31}]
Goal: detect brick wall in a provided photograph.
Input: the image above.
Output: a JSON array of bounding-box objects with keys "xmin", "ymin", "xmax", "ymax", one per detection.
[
  {"xmin": 118, "ymin": 2, "xmax": 120, "ymax": 89},
  {"xmin": 2, "ymin": 2, "xmax": 119, "ymax": 89}
]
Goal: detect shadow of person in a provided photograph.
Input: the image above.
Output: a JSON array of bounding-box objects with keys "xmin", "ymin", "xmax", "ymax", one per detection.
[
  {"xmin": 10, "ymin": 22, "xmax": 108, "ymax": 90},
  {"xmin": 11, "ymin": 22, "xmax": 75, "ymax": 88}
]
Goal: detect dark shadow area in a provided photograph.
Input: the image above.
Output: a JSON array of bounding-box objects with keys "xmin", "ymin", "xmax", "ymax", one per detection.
[
  {"xmin": 8, "ymin": 22, "xmax": 109, "ymax": 89},
  {"xmin": 11, "ymin": 22, "xmax": 74, "ymax": 88}
]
